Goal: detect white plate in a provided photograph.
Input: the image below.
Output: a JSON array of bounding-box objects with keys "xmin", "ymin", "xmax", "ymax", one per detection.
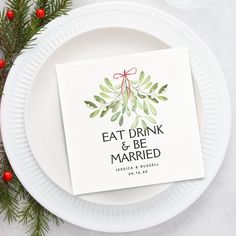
[{"xmin": 1, "ymin": 2, "xmax": 231, "ymax": 232}]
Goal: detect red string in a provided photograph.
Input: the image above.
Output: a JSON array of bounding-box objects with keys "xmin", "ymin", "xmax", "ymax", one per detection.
[
  {"xmin": 113, "ymin": 67, "xmax": 137, "ymax": 97},
  {"xmin": 113, "ymin": 67, "xmax": 137, "ymax": 80}
]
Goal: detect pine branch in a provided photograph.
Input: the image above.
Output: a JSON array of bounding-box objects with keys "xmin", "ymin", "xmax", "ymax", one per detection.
[
  {"xmin": 0, "ymin": 0, "xmax": 72, "ymax": 72},
  {"xmin": 19, "ymin": 193, "xmax": 63, "ymax": 236},
  {"xmin": 4, "ymin": 0, "xmax": 32, "ymax": 58},
  {"xmin": 34, "ymin": 0, "xmax": 49, "ymax": 8},
  {"xmin": 0, "ymin": 183, "xmax": 19, "ymax": 223},
  {"xmin": 20, "ymin": 196, "xmax": 48, "ymax": 236},
  {"xmin": 31, "ymin": 0, "xmax": 72, "ymax": 26},
  {"xmin": 43, "ymin": 0, "xmax": 72, "ymax": 22},
  {"xmin": 0, "ymin": 144, "xmax": 19, "ymax": 223},
  {"xmin": 0, "ymin": 0, "xmax": 72, "ymax": 234},
  {"xmin": 0, "ymin": 141, "xmax": 64, "ymax": 236}
]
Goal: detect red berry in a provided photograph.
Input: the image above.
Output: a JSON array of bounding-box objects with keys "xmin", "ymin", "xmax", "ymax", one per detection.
[
  {"xmin": 3, "ymin": 171, "xmax": 13, "ymax": 182},
  {"xmin": 36, "ymin": 8, "xmax": 45, "ymax": 19},
  {"xmin": 0, "ymin": 59, "xmax": 6, "ymax": 69},
  {"xmin": 6, "ymin": 10, "xmax": 14, "ymax": 21}
]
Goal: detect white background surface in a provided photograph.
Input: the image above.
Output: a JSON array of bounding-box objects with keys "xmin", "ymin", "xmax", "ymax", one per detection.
[{"xmin": 0, "ymin": 0, "xmax": 235, "ymax": 235}]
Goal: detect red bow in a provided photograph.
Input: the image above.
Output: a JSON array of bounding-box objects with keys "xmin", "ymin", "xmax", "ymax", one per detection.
[{"xmin": 113, "ymin": 67, "xmax": 137, "ymax": 97}]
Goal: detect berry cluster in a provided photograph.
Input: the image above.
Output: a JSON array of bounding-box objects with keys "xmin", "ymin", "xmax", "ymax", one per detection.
[{"xmin": 1, "ymin": 8, "xmax": 46, "ymax": 70}]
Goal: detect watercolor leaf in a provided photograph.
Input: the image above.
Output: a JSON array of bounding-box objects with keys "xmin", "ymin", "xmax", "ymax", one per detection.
[
  {"xmin": 149, "ymin": 83, "xmax": 158, "ymax": 93},
  {"xmin": 132, "ymin": 117, "xmax": 139, "ymax": 129},
  {"xmin": 141, "ymin": 119, "xmax": 147, "ymax": 129},
  {"xmin": 94, "ymin": 95, "xmax": 106, "ymax": 104},
  {"xmin": 90, "ymin": 110, "xmax": 100, "ymax": 118},
  {"xmin": 104, "ymin": 78, "xmax": 114, "ymax": 90},
  {"xmin": 157, "ymin": 96, "xmax": 168, "ymax": 101},
  {"xmin": 84, "ymin": 101, "xmax": 97, "ymax": 109},
  {"xmin": 143, "ymin": 100, "xmax": 149, "ymax": 115},
  {"xmin": 100, "ymin": 85, "xmax": 113, "ymax": 93},
  {"xmin": 158, "ymin": 84, "xmax": 168, "ymax": 94},
  {"xmin": 138, "ymin": 71, "xmax": 145, "ymax": 84},
  {"xmin": 111, "ymin": 111, "xmax": 121, "ymax": 121}
]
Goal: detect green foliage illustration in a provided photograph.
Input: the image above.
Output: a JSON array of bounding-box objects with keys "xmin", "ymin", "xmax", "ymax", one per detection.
[{"xmin": 84, "ymin": 68, "xmax": 168, "ymax": 129}]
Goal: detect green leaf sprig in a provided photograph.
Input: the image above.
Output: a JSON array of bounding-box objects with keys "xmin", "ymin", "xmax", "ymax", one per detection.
[{"xmin": 85, "ymin": 70, "xmax": 168, "ymax": 129}]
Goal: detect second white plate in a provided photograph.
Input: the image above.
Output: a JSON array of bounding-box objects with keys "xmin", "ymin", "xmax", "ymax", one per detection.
[{"xmin": 27, "ymin": 27, "xmax": 174, "ymax": 205}]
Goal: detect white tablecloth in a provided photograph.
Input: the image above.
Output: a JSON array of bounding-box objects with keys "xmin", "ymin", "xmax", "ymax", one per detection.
[{"xmin": 0, "ymin": 0, "xmax": 235, "ymax": 235}]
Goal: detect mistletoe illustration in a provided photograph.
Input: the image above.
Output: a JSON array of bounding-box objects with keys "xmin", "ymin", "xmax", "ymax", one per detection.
[{"xmin": 84, "ymin": 67, "xmax": 168, "ymax": 129}]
